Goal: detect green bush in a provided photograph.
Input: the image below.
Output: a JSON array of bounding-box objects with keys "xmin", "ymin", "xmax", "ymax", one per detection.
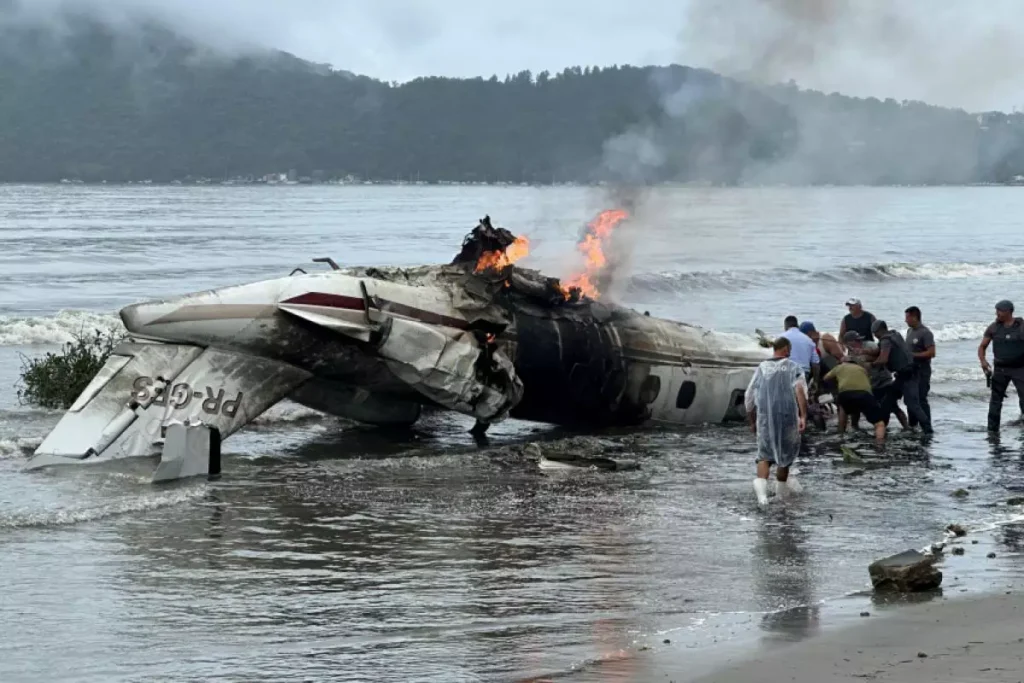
[{"xmin": 16, "ymin": 329, "xmax": 125, "ymax": 410}]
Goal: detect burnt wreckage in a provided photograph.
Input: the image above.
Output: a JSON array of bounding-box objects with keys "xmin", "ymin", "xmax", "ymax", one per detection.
[
  {"xmin": 442, "ymin": 217, "xmax": 764, "ymax": 427},
  {"xmin": 26, "ymin": 216, "xmax": 767, "ymax": 475}
]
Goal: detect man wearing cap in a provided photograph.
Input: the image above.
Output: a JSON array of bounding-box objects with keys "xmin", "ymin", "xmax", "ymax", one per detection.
[
  {"xmin": 979, "ymin": 300, "xmax": 1024, "ymax": 432},
  {"xmin": 802, "ymin": 321, "xmax": 843, "ymax": 369},
  {"xmin": 800, "ymin": 321, "xmax": 839, "ymax": 428},
  {"xmin": 781, "ymin": 316, "xmax": 820, "ymax": 387},
  {"xmin": 872, "ymin": 319, "xmax": 931, "ymax": 434},
  {"xmin": 840, "ymin": 299, "xmax": 877, "ymax": 344},
  {"xmin": 844, "ymin": 330, "xmax": 908, "ymax": 430}
]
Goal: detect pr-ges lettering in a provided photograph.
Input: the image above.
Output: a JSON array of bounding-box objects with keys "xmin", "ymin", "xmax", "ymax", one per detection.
[{"xmin": 132, "ymin": 376, "xmax": 242, "ymax": 418}]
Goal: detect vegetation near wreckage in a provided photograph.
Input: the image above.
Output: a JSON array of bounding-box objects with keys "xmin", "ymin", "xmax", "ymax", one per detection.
[
  {"xmin": 16, "ymin": 330, "xmax": 125, "ymax": 410},
  {"xmin": 2, "ymin": 13, "xmax": 1024, "ymax": 185}
]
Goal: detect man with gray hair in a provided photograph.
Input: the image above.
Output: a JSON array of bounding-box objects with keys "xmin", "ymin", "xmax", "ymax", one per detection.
[{"xmin": 979, "ymin": 299, "xmax": 1024, "ymax": 432}]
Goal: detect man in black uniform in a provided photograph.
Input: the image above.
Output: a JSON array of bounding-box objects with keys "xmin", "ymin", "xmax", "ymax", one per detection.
[
  {"xmin": 872, "ymin": 319, "xmax": 932, "ymax": 434},
  {"xmin": 904, "ymin": 306, "xmax": 935, "ymax": 428},
  {"xmin": 840, "ymin": 298, "xmax": 877, "ymax": 343},
  {"xmin": 979, "ymin": 299, "xmax": 1024, "ymax": 433}
]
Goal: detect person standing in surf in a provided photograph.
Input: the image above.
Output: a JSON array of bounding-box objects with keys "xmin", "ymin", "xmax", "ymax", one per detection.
[
  {"xmin": 744, "ymin": 337, "xmax": 808, "ymax": 506},
  {"xmin": 872, "ymin": 319, "xmax": 932, "ymax": 434},
  {"xmin": 904, "ymin": 306, "xmax": 935, "ymax": 429},
  {"xmin": 979, "ymin": 300, "xmax": 1024, "ymax": 433},
  {"xmin": 840, "ymin": 298, "xmax": 877, "ymax": 343}
]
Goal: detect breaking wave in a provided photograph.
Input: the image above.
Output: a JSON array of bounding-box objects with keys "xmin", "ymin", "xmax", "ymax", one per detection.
[
  {"xmin": 628, "ymin": 260, "xmax": 1024, "ymax": 293},
  {"xmin": 0, "ymin": 486, "xmax": 207, "ymax": 529},
  {"xmin": 0, "ymin": 309, "xmax": 124, "ymax": 346},
  {"xmin": 925, "ymin": 322, "xmax": 990, "ymax": 343},
  {"xmin": 0, "ymin": 436, "xmax": 42, "ymax": 460},
  {"xmin": 932, "ymin": 366, "xmax": 986, "ymax": 383},
  {"xmin": 251, "ymin": 401, "xmax": 328, "ymax": 426}
]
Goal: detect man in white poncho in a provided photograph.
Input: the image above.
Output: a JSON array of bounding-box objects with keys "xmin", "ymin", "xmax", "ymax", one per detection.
[{"xmin": 744, "ymin": 336, "xmax": 809, "ymax": 506}]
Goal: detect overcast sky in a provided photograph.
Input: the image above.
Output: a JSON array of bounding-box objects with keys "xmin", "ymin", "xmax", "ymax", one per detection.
[{"xmin": 15, "ymin": 0, "xmax": 1024, "ymax": 112}]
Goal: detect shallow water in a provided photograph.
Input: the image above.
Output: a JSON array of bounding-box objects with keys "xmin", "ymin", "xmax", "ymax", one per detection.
[{"xmin": 1, "ymin": 185, "xmax": 1024, "ymax": 682}]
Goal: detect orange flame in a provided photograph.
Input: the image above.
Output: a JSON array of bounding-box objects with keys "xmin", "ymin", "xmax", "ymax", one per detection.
[
  {"xmin": 560, "ymin": 209, "xmax": 629, "ymax": 299},
  {"xmin": 474, "ymin": 235, "xmax": 530, "ymax": 273}
]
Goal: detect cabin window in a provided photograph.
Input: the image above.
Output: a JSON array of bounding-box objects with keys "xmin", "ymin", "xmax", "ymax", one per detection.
[
  {"xmin": 639, "ymin": 375, "xmax": 661, "ymax": 404},
  {"xmin": 723, "ymin": 389, "xmax": 746, "ymax": 422},
  {"xmin": 675, "ymin": 381, "xmax": 697, "ymax": 410}
]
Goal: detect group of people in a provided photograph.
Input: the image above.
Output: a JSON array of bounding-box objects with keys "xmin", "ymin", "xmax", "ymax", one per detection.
[{"xmin": 745, "ymin": 297, "xmax": 1024, "ymax": 505}]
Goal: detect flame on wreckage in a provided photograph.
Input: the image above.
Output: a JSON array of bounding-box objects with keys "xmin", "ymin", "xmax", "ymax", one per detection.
[{"xmin": 25, "ymin": 214, "xmax": 767, "ymax": 474}]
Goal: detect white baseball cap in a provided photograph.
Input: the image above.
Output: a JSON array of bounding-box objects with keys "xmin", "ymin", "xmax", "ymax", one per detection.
[{"xmin": 845, "ymin": 298, "xmax": 861, "ymax": 306}]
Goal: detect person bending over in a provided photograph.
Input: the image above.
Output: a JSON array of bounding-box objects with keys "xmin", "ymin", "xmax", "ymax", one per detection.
[{"xmin": 824, "ymin": 356, "xmax": 887, "ymax": 446}]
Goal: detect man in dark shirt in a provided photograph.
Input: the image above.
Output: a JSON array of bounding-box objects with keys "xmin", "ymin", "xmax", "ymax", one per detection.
[
  {"xmin": 872, "ymin": 319, "xmax": 932, "ymax": 434},
  {"xmin": 904, "ymin": 306, "xmax": 935, "ymax": 428},
  {"xmin": 840, "ymin": 298, "xmax": 877, "ymax": 343},
  {"xmin": 978, "ymin": 299, "xmax": 1024, "ymax": 432},
  {"xmin": 844, "ymin": 330, "xmax": 907, "ymax": 430}
]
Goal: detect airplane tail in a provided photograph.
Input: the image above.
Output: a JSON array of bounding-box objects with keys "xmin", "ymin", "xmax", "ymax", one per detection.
[{"xmin": 25, "ymin": 340, "xmax": 311, "ymax": 478}]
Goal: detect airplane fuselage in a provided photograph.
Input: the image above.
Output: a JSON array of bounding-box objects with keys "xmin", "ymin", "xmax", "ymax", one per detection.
[{"xmin": 119, "ymin": 266, "xmax": 767, "ymax": 429}]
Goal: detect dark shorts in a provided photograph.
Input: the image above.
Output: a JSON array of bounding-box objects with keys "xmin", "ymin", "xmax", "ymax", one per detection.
[{"xmin": 838, "ymin": 390, "xmax": 884, "ymax": 425}]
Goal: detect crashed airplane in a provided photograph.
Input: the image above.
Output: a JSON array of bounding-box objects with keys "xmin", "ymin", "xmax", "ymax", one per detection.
[{"xmin": 26, "ymin": 214, "xmax": 768, "ymax": 477}]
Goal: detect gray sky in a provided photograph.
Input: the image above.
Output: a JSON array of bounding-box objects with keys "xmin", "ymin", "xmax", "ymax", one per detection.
[{"xmin": 15, "ymin": 0, "xmax": 1024, "ymax": 112}]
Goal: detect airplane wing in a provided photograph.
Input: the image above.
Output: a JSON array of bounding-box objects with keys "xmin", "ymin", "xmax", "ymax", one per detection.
[{"xmin": 26, "ymin": 340, "xmax": 312, "ymax": 470}]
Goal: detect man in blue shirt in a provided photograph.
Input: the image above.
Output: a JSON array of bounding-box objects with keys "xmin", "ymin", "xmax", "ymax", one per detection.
[{"xmin": 781, "ymin": 315, "xmax": 820, "ymax": 388}]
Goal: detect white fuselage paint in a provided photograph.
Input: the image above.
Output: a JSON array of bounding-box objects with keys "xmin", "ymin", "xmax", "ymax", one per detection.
[{"xmin": 118, "ymin": 267, "xmax": 768, "ymax": 428}]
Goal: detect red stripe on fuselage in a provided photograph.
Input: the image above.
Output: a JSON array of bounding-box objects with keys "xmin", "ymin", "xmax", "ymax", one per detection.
[{"xmin": 282, "ymin": 293, "xmax": 366, "ymax": 310}]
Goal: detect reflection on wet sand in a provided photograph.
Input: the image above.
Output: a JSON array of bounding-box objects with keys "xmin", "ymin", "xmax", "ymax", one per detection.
[
  {"xmin": 110, "ymin": 429, "xmax": 660, "ymax": 681},
  {"xmin": 754, "ymin": 510, "xmax": 820, "ymax": 644}
]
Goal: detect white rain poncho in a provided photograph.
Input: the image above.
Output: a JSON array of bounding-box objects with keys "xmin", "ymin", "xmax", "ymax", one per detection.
[{"xmin": 744, "ymin": 357, "xmax": 807, "ymax": 468}]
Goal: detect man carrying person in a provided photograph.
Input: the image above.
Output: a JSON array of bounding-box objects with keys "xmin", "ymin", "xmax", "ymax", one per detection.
[
  {"xmin": 840, "ymin": 298, "xmax": 877, "ymax": 344},
  {"xmin": 744, "ymin": 337, "xmax": 808, "ymax": 506},
  {"xmin": 978, "ymin": 299, "xmax": 1024, "ymax": 433},
  {"xmin": 904, "ymin": 306, "xmax": 935, "ymax": 429},
  {"xmin": 824, "ymin": 355, "xmax": 887, "ymax": 445},
  {"xmin": 872, "ymin": 319, "xmax": 932, "ymax": 434},
  {"xmin": 844, "ymin": 330, "xmax": 908, "ymax": 430},
  {"xmin": 800, "ymin": 321, "xmax": 842, "ymax": 376},
  {"xmin": 801, "ymin": 321, "xmax": 840, "ymax": 428}
]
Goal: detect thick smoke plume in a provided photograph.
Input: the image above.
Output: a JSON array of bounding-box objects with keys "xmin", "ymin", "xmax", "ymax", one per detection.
[{"xmin": 588, "ymin": 0, "xmax": 1024, "ymax": 299}]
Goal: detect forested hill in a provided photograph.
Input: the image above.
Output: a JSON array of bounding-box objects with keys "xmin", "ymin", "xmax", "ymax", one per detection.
[{"xmin": 2, "ymin": 11, "xmax": 1024, "ymax": 185}]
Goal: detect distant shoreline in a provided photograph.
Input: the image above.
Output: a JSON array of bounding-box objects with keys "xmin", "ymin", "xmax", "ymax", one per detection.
[{"xmin": 2, "ymin": 180, "xmax": 1022, "ymax": 189}]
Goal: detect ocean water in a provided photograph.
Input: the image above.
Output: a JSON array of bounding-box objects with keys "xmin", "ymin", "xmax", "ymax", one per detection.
[{"xmin": 1, "ymin": 184, "xmax": 1024, "ymax": 682}]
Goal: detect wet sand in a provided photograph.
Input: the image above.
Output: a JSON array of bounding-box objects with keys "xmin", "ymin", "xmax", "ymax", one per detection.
[{"xmin": 684, "ymin": 592, "xmax": 1024, "ymax": 682}]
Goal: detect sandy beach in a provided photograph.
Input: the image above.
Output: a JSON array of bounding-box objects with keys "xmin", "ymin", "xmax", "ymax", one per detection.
[{"xmin": 683, "ymin": 592, "xmax": 1024, "ymax": 682}]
